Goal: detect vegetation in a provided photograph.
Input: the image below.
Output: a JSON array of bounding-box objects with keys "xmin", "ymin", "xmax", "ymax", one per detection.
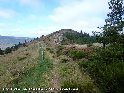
[
  {"xmin": 78, "ymin": 0, "xmax": 124, "ymax": 93},
  {"xmin": 94, "ymin": 0, "xmax": 124, "ymax": 48},
  {"xmin": 0, "ymin": 38, "xmax": 40, "ymax": 55},
  {"xmin": 62, "ymin": 32, "xmax": 96, "ymax": 45},
  {"xmin": 61, "ymin": 80, "xmax": 96, "ymax": 93},
  {"xmin": 8, "ymin": 58, "xmax": 52, "ymax": 93},
  {"xmin": 60, "ymin": 58, "xmax": 69, "ymax": 63},
  {"xmin": 56, "ymin": 45, "xmax": 64, "ymax": 57},
  {"xmin": 0, "ymin": 48, "xmax": 4, "ymax": 55},
  {"xmin": 1, "ymin": 46, "xmax": 53, "ymax": 93},
  {"xmin": 59, "ymin": 57, "xmax": 99, "ymax": 93},
  {"xmin": 0, "ymin": 0, "xmax": 123, "ymax": 93},
  {"xmin": 0, "ymin": 41, "xmax": 40, "ymax": 91},
  {"xmin": 68, "ymin": 49, "xmax": 87, "ymax": 60},
  {"xmin": 4, "ymin": 47, "xmax": 12, "ymax": 54},
  {"xmin": 79, "ymin": 45, "xmax": 124, "ymax": 93},
  {"xmin": 46, "ymin": 47, "xmax": 54, "ymax": 54}
]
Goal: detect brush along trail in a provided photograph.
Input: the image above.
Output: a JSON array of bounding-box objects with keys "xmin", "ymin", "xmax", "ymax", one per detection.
[
  {"xmin": 1, "ymin": 41, "xmax": 100, "ymax": 93},
  {"xmin": 42, "ymin": 41, "xmax": 101, "ymax": 93}
]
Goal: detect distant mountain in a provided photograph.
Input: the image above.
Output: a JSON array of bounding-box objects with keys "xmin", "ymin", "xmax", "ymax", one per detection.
[{"xmin": 0, "ymin": 35, "xmax": 32, "ymax": 50}]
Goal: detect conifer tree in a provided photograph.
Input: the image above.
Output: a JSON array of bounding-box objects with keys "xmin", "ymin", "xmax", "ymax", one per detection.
[
  {"xmin": 0, "ymin": 48, "xmax": 4, "ymax": 55},
  {"xmin": 99, "ymin": 0, "xmax": 124, "ymax": 48}
]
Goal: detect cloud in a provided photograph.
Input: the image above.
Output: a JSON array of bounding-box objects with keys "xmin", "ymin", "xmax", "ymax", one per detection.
[
  {"xmin": 0, "ymin": 23, "xmax": 7, "ymax": 28},
  {"xmin": 27, "ymin": 14, "xmax": 38, "ymax": 21},
  {"xmin": 0, "ymin": 0, "xmax": 110, "ymax": 37},
  {"xmin": 28, "ymin": 25, "xmax": 61, "ymax": 37},
  {"xmin": 0, "ymin": 9, "xmax": 16, "ymax": 19},
  {"xmin": 49, "ymin": 0, "xmax": 109, "ymax": 34},
  {"xmin": 19, "ymin": 0, "xmax": 43, "ymax": 8},
  {"xmin": 27, "ymin": 14, "xmax": 45, "ymax": 21},
  {"xmin": 14, "ymin": 28, "xmax": 23, "ymax": 32}
]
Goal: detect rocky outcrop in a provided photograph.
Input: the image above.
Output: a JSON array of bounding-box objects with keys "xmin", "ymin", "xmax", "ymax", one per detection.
[{"xmin": 43, "ymin": 29, "xmax": 78, "ymax": 45}]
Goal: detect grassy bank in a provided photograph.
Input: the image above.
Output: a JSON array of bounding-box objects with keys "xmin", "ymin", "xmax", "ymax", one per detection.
[{"xmin": 1, "ymin": 47, "xmax": 53, "ymax": 93}]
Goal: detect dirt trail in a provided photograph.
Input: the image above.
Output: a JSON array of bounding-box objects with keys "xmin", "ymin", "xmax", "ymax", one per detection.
[
  {"xmin": 52, "ymin": 59, "xmax": 60, "ymax": 91},
  {"xmin": 47, "ymin": 53, "xmax": 60, "ymax": 93},
  {"xmin": 41, "ymin": 42, "xmax": 100, "ymax": 93},
  {"xmin": 41, "ymin": 43, "xmax": 60, "ymax": 92}
]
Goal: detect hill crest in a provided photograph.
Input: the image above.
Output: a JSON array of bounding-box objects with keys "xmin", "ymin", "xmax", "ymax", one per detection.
[{"xmin": 42, "ymin": 29, "xmax": 78, "ymax": 45}]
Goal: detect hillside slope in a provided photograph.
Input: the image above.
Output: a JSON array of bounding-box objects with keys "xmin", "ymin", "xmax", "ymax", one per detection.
[
  {"xmin": 0, "ymin": 30, "xmax": 101, "ymax": 93},
  {"xmin": 0, "ymin": 41, "xmax": 40, "ymax": 89}
]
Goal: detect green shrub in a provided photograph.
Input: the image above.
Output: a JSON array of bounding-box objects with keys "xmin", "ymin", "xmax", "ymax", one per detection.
[
  {"xmin": 0, "ymin": 48, "xmax": 4, "ymax": 55},
  {"xmin": 61, "ymin": 80, "xmax": 96, "ymax": 93},
  {"xmin": 46, "ymin": 47, "xmax": 51, "ymax": 51},
  {"xmin": 69, "ymin": 50, "xmax": 87, "ymax": 60},
  {"xmin": 46, "ymin": 47, "xmax": 54, "ymax": 54},
  {"xmin": 78, "ymin": 60, "xmax": 88, "ymax": 69},
  {"xmin": 61, "ymin": 58, "xmax": 69, "ymax": 63},
  {"xmin": 49, "ymin": 49, "xmax": 54, "ymax": 53},
  {"xmin": 4, "ymin": 47, "xmax": 12, "ymax": 54},
  {"xmin": 61, "ymin": 32, "xmax": 96, "ymax": 45},
  {"xmin": 79, "ymin": 45, "xmax": 124, "ymax": 93},
  {"xmin": 56, "ymin": 45, "xmax": 64, "ymax": 56}
]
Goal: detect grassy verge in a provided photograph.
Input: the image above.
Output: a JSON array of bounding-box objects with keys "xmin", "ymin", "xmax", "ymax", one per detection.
[
  {"xmin": 1, "ymin": 47, "xmax": 53, "ymax": 93},
  {"xmin": 59, "ymin": 61, "xmax": 99, "ymax": 93}
]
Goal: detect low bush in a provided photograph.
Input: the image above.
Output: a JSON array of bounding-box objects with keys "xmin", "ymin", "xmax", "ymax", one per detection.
[
  {"xmin": 69, "ymin": 50, "xmax": 87, "ymax": 60},
  {"xmin": 46, "ymin": 47, "xmax": 51, "ymax": 51},
  {"xmin": 61, "ymin": 58, "xmax": 69, "ymax": 63},
  {"xmin": 56, "ymin": 45, "xmax": 64, "ymax": 56},
  {"xmin": 0, "ymin": 48, "xmax": 4, "ymax": 55},
  {"xmin": 4, "ymin": 47, "xmax": 12, "ymax": 54},
  {"xmin": 46, "ymin": 47, "xmax": 54, "ymax": 54},
  {"xmin": 61, "ymin": 80, "xmax": 96, "ymax": 93},
  {"xmin": 78, "ymin": 60, "xmax": 88, "ymax": 69},
  {"xmin": 79, "ymin": 45, "xmax": 124, "ymax": 93}
]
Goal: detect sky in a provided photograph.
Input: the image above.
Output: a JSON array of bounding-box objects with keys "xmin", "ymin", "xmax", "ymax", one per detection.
[{"xmin": 0, "ymin": 0, "xmax": 109, "ymax": 37}]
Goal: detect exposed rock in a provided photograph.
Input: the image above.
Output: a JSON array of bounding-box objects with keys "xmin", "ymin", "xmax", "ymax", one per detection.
[{"xmin": 43, "ymin": 29, "xmax": 78, "ymax": 45}]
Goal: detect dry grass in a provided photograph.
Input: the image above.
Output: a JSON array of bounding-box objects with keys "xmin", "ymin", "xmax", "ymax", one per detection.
[
  {"xmin": 43, "ymin": 41, "xmax": 100, "ymax": 93},
  {"xmin": 0, "ymin": 42, "xmax": 40, "ymax": 89},
  {"xmin": 0, "ymin": 39, "xmax": 102, "ymax": 93},
  {"xmin": 58, "ymin": 60, "xmax": 100, "ymax": 93}
]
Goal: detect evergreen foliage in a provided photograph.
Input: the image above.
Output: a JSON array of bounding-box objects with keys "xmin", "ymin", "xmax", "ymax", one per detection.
[
  {"xmin": 79, "ymin": 45, "xmax": 124, "ymax": 93},
  {"xmin": 78, "ymin": 0, "xmax": 124, "ymax": 93},
  {"xmin": 62, "ymin": 31, "xmax": 96, "ymax": 45},
  {"xmin": 97, "ymin": 0, "xmax": 124, "ymax": 48},
  {"xmin": 69, "ymin": 50, "xmax": 87, "ymax": 60},
  {"xmin": 0, "ymin": 48, "xmax": 4, "ymax": 55}
]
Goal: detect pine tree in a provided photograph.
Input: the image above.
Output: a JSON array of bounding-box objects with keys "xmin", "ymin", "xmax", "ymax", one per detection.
[
  {"xmin": 80, "ymin": 30, "xmax": 83, "ymax": 34},
  {"xmin": 107, "ymin": 0, "xmax": 124, "ymax": 28},
  {"xmin": 25, "ymin": 40, "xmax": 27, "ymax": 43},
  {"xmin": 0, "ymin": 48, "xmax": 4, "ymax": 55},
  {"xmin": 99, "ymin": 0, "xmax": 124, "ymax": 48},
  {"xmin": 13, "ymin": 44, "xmax": 18, "ymax": 50}
]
